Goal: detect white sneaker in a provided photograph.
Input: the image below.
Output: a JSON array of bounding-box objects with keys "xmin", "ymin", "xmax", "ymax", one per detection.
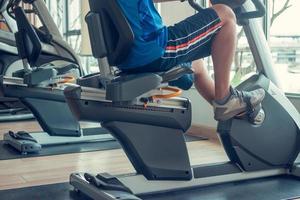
[{"xmin": 213, "ymin": 87, "xmax": 265, "ymax": 121}]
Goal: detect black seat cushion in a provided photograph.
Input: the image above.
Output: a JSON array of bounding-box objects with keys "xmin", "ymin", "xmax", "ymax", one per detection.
[{"xmin": 118, "ymin": 65, "xmax": 194, "ymax": 91}]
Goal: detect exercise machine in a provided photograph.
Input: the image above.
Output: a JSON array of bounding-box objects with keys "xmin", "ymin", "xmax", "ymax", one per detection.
[
  {"xmin": 63, "ymin": 0, "xmax": 300, "ymax": 199},
  {"xmin": 65, "ymin": 0, "xmax": 300, "ymax": 199},
  {"xmin": 0, "ymin": 0, "xmax": 114, "ymax": 155},
  {"xmin": 64, "ymin": 0, "xmax": 300, "ymax": 199},
  {"xmin": 0, "ymin": 0, "xmax": 33, "ymax": 122}
]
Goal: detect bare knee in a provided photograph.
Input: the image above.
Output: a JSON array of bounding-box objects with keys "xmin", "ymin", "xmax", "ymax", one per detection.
[
  {"xmin": 192, "ymin": 60, "xmax": 207, "ymax": 76},
  {"xmin": 212, "ymin": 4, "xmax": 236, "ymax": 25},
  {"xmin": 211, "ymin": 4, "xmax": 237, "ymax": 39}
]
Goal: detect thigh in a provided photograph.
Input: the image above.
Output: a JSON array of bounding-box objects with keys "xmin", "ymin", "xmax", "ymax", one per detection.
[{"xmin": 160, "ymin": 8, "xmax": 222, "ymax": 71}]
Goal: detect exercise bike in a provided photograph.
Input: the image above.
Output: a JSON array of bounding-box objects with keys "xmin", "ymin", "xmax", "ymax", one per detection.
[
  {"xmin": 61, "ymin": 0, "xmax": 299, "ymax": 199},
  {"xmin": 0, "ymin": 0, "xmax": 34, "ymax": 122},
  {"xmin": 0, "ymin": 0, "xmax": 114, "ymax": 155}
]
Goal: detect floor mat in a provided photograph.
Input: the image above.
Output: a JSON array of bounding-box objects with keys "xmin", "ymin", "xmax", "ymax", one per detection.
[
  {"xmin": 0, "ymin": 176, "xmax": 299, "ymax": 200},
  {"xmin": 0, "ymin": 135, "xmax": 204, "ymax": 160}
]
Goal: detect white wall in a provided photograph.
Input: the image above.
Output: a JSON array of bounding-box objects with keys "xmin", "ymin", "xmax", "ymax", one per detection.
[
  {"xmin": 182, "ymin": 89, "xmax": 217, "ymax": 127},
  {"xmin": 159, "ymin": 2, "xmax": 217, "ymax": 127},
  {"xmin": 80, "ymin": 1, "xmax": 91, "ymax": 56},
  {"xmin": 159, "ymin": 1, "xmax": 195, "ymax": 26}
]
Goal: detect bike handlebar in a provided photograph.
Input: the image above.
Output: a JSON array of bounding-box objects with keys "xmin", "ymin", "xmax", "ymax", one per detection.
[
  {"xmin": 187, "ymin": 0, "xmax": 266, "ymax": 20},
  {"xmin": 239, "ymin": 0, "xmax": 266, "ymax": 20},
  {"xmin": 187, "ymin": 0, "xmax": 203, "ymax": 11}
]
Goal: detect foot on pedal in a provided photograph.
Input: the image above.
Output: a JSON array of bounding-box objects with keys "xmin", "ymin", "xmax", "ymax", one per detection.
[
  {"xmin": 235, "ymin": 103, "xmax": 265, "ymax": 125},
  {"xmin": 213, "ymin": 87, "xmax": 265, "ymax": 122}
]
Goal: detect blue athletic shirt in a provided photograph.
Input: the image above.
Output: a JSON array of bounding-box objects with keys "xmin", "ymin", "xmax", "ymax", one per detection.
[{"xmin": 117, "ymin": 0, "xmax": 168, "ymax": 69}]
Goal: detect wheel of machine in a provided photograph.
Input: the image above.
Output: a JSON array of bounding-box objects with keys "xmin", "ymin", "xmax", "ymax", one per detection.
[{"xmin": 218, "ymin": 74, "xmax": 300, "ymax": 171}]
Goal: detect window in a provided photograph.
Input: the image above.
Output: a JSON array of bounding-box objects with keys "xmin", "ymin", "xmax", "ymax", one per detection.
[
  {"xmin": 65, "ymin": 0, "xmax": 81, "ymax": 53},
  {"xmin": 45, "ymin": 0, "xmax": 81, "ymax": 52},
  {"xmin": 268, "ymin": 0, "xmax": 300, "ymax": 94},
  {"xmin": 46, "ymin": 0, "xmax": 64, "ymax": 33},
  {"xmin": 45, "ymin": 0, "xmax": 95, "ymax": 73}
]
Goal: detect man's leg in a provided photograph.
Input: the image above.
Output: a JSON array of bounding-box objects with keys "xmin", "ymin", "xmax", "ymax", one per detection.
[
  {"xmin": 210, "ymin": 5, "xmax": 265, "ymax": 121},
  {"xmin": 192, "ymin": 4, "xmax": 236, "ymax": 104},
  {"xmin": 211, "ymin": 4, "xmax": 237, "ymax": 101},
  {"xmin": 161, "ymin": 6, "xmax": 265, "ymax": 121},
  {"xmin": 192, "ymin": 5, "xmax": 265, "ymax": 121},
  {"xmin": 192, "ymin": 59, "xmax": 215, "ymax": 104}
]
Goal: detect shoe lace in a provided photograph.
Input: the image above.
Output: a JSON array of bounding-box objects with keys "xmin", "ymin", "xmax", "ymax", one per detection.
[{"xmin": 232, "ymin": 88, "xmax": 246, "ymax": 104}]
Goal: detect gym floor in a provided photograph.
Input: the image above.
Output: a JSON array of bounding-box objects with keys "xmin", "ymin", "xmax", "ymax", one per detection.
[{"xmin": 0, "ymin": 121, "xmax": 227, "ymax": 191}]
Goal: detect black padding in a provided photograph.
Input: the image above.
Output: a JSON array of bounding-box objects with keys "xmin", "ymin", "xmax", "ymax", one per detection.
[
  {"xmin": 85, "ymin": 12, "xmax": 107, "ymax": 58},
  {"xmin": 55, "ymin": 63, "xmax": 80, "ymax": 75},
  {"xmin": 87, "ymin": 0, "xmax": 134, "ymax": 66},
  {"xmin": 100, "ymin": 11, "xmax": 119, "ymax": 55},
  {"xmin": 76, "ymin": 73, "xmax": 103, "ymax": 88},
  {"xmin": 14, "ymin": 6, "xmax": 42, "ymax": 66}
]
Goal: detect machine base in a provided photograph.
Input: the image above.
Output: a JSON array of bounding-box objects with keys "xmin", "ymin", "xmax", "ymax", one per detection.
[
  {"xmin": 3, "ymin": 130, "xmax": 115, "ymax": 154},
  {"xmin": 69, "ymin": 163, "xmax": 291, "ymax": 200}
]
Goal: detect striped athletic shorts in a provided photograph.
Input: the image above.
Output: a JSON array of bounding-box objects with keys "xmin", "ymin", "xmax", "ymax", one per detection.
[{"xmin": 125, "ymin": 8, "xmax": 222, "ymax": 90}]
